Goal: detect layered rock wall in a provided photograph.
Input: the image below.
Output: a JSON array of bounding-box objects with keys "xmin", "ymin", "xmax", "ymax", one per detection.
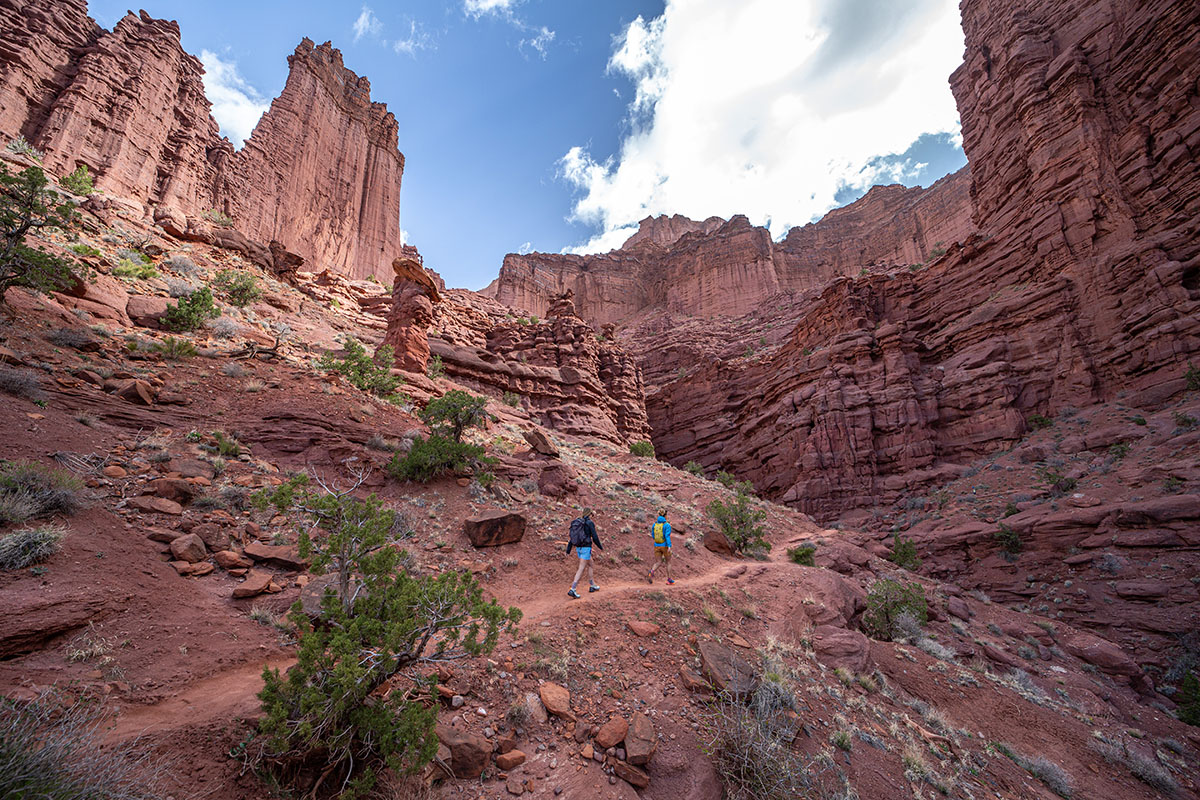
[
  {"xmin": 0, "ymin": 3, "xmax": 403, "ymax": 282},
  {"xmin": 493, "ymin": 175, "xmax": 974, "ymax": 328},
  {"xmin": 648, "ymin": 0, "xmax": 1200, "ymax": 517}
]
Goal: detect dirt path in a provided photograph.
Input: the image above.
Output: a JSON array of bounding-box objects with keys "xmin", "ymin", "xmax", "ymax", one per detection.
[
  {"xmin": 110, "ymin": 657, "xmax": 293, "ymax": 739},
  {"xmin": 110, "ymin": 551, "xmax": 794, "ymax": 742}
]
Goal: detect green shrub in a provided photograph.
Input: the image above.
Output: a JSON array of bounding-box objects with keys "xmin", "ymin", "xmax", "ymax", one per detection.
[
  {"xmin": 254, "ymin": 476, "xmax": 521, "ymax": 796},
  {"xmin": 70, "ymin": 242, "xmax": 101, "ymax": 257},
  {"xmin": 1027, "ymin": 413, "xmax": 1054, "ymax": 430},
  {"xmin": 426, "ymin": 354, "xmax": 444, "ymax": 380},
  {"xmin": 715, "ymin": 470, "xmax": 737, "ymax": 489},
  {"xmin": 60, "ymin": 165, "xmax": 94, "ymax": 195},
  {"xmin": 387, "ymin": 435, "xmax": 487, "ymax": 482},
  {"xmin": 319, "ymin": 338, "xmax": 405, "ymax": 401},
  {"xmin": 1178, "ymin": 671, "xmax": 1200, "ymax": 726},
  {"xmin": 6, "ymin": 135, "xmax": 43, "ymax": 161},
  {"xmin": 0, "ymin": 460, "xmax": 83, "ymax": 524},
  {"xmin": 1187, "ymin": 363, "xmax": 1200, "ymax": 392},
  {"xmin": 889, "ymin": 533, "xmax": 921, "ymax": 570},
  {"xmin": 1038, "ymin": 468, "xmax": 1077, "ymax": 496},
  {"xmin": 212, "ymin": 269, "xmax": 261, "ymax": 307},
  {"xmin": 149, "ymin": 336, "xmax": 196, "ymax": 360},
  {"xmin": 684, "ymin": 460, "xmax": 704, "ymax": 476},
  {"xmin": 418, "ymin": 389, "xmax": 488, "ymax": 442},
  {"xmin": 161, "ymin": 287, "xmax": 219, "ymax": 331},
  {"xmin": 0, "ymin": 689, "xmax": 169, "ymax": 800},
  {"xmin": 1163, "ymin": 476, "xmax": 1184, "ymax": 494},
  {"xmin": 1174, "ymin": 411, "xmax": 1198, "ymax": 431},
  {"xmin": 502, "ymin": 391, "xmax": 520, "ymax": 407},
  {"xmin": 0, "ymin": 524, "xmax": 66, "ymax": 570},
  {"xmin": 1131, "ymin": 415, "xmax": 1147, "ymax": 426},
  {"xmin": 1004, "ymin": 501, "xmax": 1020, "ymax": 517},
  {"xmin": 112, "ymin": 259, "xmax": 158, "ymax": 280},
  {"xmin": 629, "ymin": 440, "xmax": 655, "ymax": 457},
  {"xmin": 200, "ymin": 208, "xmax": 233, "ymax": 227},
  {"xmin": 212, "ymin": 430, "xmax": 242, "ymax": 458},
  {"xmin": 995, "ymin": 522, "xmax": 1022, "ymax": 556},
  {"xmin": 1, "ymin": 164, "xmax": 80, "ymax": 296},
  {"xmin": 862, "ymin": 579, "xmax": 927, "ymax": 641},
  {"xmin": 1108, "ymin": 441, "xmax": 1130, "ymax": 460},
  {"xmin": 707, "ymin": 491, "xmax": 769, "ymax": 555},
  {"xmin": 787, "ymin": 545, "xmax": 816, "ymax": 566}
]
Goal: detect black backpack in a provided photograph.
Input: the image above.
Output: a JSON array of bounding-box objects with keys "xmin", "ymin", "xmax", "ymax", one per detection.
[{"xmin": 568, "ymin": 517, "xmax": 590, "ymax": 547}]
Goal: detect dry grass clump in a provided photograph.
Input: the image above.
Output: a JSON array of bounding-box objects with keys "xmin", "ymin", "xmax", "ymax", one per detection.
[
  {"xmin": 0, "ymin": 689, "xmax": 170, "ymax": 800},
  {"xmin": 0, "ymin": 524, "xmax": 66, "ymax": 570}
]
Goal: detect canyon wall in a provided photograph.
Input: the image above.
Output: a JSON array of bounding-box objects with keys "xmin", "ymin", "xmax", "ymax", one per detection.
[
  {"xmin": 0, "ymin": 2, "xmax": 403, "ymax": 282},
  {"xmin": 647, "ymin": 0, "xmax": 1200, "ymax": 517},
  {"xmin": 492, "ymin": 170, "xmax": 973, "ymax": 328}
]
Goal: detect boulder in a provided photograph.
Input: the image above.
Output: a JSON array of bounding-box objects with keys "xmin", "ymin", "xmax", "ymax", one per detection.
[
  {"xmin": 523, "ymin": 429, "xmax": 559, "ymax": 457},
  {"xmin": 126, "ymin": 295, "xmax": 170, "ymax": 329},
  {"xmin": 495, "ymin": 749, "xmax": 526, "ymax": 770},
  {"xmin": 435, "ymin": 724, "xmax": 490, "ymax": 779},
  {"xmin": 128, "ymin": 496, "xmax": 183, "ymax": 515},
  {"xmin": 1062, "ymin": 632, "xmax": 1142, "ymax": 677},
  {"xmin": 148, "ymin": 478, "xmax": 194, "ymax": 504},
  {"xmin": 811, "ymin": 626, "xmax": 872, "ymax": 673},
  {"xmin": 627, "ymin": 620, "xmax": 660, "ymax": 638},
  {"xmin": 463, "ymin": 511, "xmax": 526, "ymax": 548},
  {"xmin": 703, "ymin": 528, "xmax": 735, "ymax": 556},
  {"xmin": 624, "ymin": 712, "xmax": 656, "ymax": 766},
  {"xmin": 538, "ymin": 682, "xmax": 574, "ymax": 721},
  {"xmin": 213, "ymin": 550, "xmax": 252, "ymax": 570},
  {"xmin": 169, "ymin": 533, "xmax": 206, "ymax": 564},
  {"xmin": 114, "ymin": 379, "xmax": 156, "ymax": 405},
  {"xmin": 192, "ymin": 523, "xmax": 231, "ymax": 552},
  {"xmin": 613, "ymin": 760, "xmax": 650, "ymax": 789},
  {"xmin": 537, "ymin": 462, "xmax": 579, "ymax": 497},
  {"xmin": 698, "ymin": 640, "xmax": 757, "ymax": 698},
  {"xmin": 233, "ymin": 569, "xmax": 273, "ymax": 599},
  {"xmin": 243, "ymin": 541, "xmax": 308, "ymax": 570},
  {"xmin": 175, "ymin": 458, "xmax": 216, "ymax": 479},
  {"xmin": 593, "ymin": 716, "xmax": 628, "ymax": 749}
]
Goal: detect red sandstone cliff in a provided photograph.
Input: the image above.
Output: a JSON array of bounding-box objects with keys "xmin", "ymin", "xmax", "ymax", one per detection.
[
  {"xmin": 492, "ymin": 172, "xmax": 974, "ymax": 327},
  {"xmin": 0, "ymin": 3, "xmax": 403, "ymax": 282},
  {"xmin": 645, "ymin": 0, "xmax": 1200, "ymax": 516}
]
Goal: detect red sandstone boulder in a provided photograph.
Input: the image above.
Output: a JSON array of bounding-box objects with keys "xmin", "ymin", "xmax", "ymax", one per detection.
[
  {"xmin": 462, "ymin": 511, "xmax": 526, "ymax": 547},
  {"xmin": 812, "ymin": 625, "xmax": 872, "ymax": 673},
  {"xmin": 435, "ymin": 724, "xmax": 490, "ymax": 779}
]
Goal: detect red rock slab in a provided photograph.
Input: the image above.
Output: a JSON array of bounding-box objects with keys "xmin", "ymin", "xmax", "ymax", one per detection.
[{"xmin": 233, "ymin": 569, "xmax": 273, "ymax": 599}]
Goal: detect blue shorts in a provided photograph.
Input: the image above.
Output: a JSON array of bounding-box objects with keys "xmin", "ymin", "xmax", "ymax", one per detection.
[{"xmin": 577, "ymin": 547, "xmax": 592, "ymax": 561}]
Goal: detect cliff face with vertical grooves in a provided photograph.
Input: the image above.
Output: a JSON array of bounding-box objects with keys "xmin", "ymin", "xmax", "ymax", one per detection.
[
  {"xmin": 491, "ymin": 170, "xmax": 974, "ymax": 328},
  {"xmin": 221, "ymin": 39, "xmax": 405, "ymax": 282},
  {"xmin": 645, "ymin": 0, "xmax": 1200, "ymax": 517},
  {"xmin": 0, "ymin": 2, "xmax": 403, "ymax": 282}
]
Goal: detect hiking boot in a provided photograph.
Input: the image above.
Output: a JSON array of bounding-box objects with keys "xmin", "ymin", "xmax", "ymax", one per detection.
[
  {"xmin": 589, "ymin": 584, "xmax": 600, "ymax": 593},
  {"xmin": 647, "ymin": 570, "xmax": 654, "ymax": 584},
  {"xmin": 567, "ymin": 588, "xmax": 580, "ymax": 599},
  {"xmin": 667, "ymin": 578, "xmax": 675, "ymax": 585}
]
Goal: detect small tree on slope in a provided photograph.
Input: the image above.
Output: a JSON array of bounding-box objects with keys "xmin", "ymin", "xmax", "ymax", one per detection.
[{"xmin": 254, "ymin": 470, "xmax": 522, "ymax": 796}]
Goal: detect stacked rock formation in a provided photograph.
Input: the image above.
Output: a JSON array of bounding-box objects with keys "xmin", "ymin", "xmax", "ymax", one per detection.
[
  {"xmin": 429, "ymin": 291, "xmax": 651, "ymax": 443},
  {"xmin": 380, "ymin": 247, "xmax": 440, "ymax": 372},
  {"xmin": 0, "ymin": 2, "xmax": 403, "ymax": 282},
  {"xmin": 488, "ymin": 171, "xmax": 973, "ymax": 327},
  {"xmin": 647, "ymin": 0, "xmax": 1200, "ymax": 516}
]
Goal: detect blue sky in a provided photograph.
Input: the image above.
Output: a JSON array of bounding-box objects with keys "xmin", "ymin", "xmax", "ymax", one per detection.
[{"xmin": 88, "ymin": 1, "xmax": 966, "ymax": 290}]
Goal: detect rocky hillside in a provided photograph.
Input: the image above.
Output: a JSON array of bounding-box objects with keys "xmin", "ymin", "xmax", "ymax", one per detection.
[{"xmin": 0, "ymin": 0, "xmax": 404, "ymax": 282}]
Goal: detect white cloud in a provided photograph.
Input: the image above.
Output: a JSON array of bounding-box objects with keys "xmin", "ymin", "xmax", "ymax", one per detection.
[
  {"xmin": 520, "ymin": 26, "xmax": 555, "ymax": 59},
  {"xmin": 392, "ymin": 21, "xmax": 434, "ymax": 56},
  {"xmin": 353, "ymin": 6, "xmax": 382, "ymax": 43},
  {"xmin": 463, "ymin": 0, "xmax": 520, "ymax": 20},
  {"xmin": 200, "ymin": 50, "xmax": 270, "ymax": 148},
  {"xmin": 517, "ymin": 241, "xmax": 534, "ymax": 255},
  {"xmin": 560, "ymin": 0, "xmax": 965, "ymax": 252}
]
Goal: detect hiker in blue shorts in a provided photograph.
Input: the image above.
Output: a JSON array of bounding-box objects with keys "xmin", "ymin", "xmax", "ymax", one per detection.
[
  {"xmin": 566, "ymin": 508, "xmax": 603, "ymax": 599},
  {"xmin": 647, "ymin": 508, "xmax": 674, "ymax": 585}
]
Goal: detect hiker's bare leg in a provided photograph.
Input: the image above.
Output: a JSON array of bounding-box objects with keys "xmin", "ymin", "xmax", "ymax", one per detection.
[
  {"xmin": 665, "ymin": 549, "xmax": 672, "ymax": 582},
  {"xmin": 571, "ymin": 559, "xmax": 587, "ymax": 588},
  {"xmin": 587, "ymin": 561, "xmax": 597, "ymax": 587}
]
